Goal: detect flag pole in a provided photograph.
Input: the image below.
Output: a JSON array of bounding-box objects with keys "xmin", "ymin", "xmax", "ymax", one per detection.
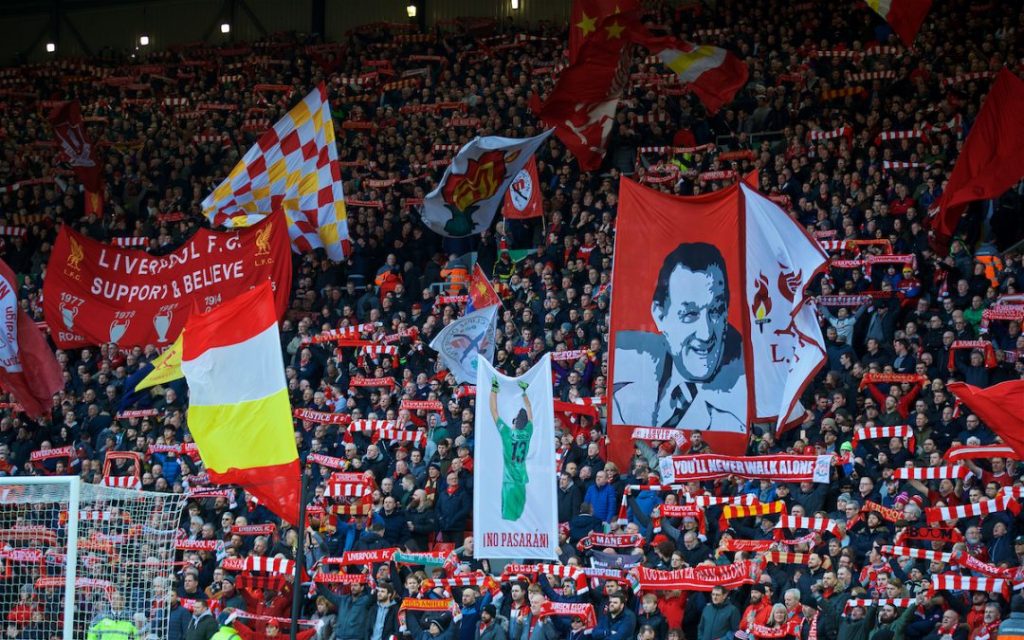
[{"xmin": 290, "ymin": 466, "xmax": 308, "ymax": 640}]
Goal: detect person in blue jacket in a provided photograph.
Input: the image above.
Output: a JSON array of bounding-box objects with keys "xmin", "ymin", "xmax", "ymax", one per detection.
[
  {"xmin": 584, "ymin": 470, "xmax": 617, "ymax": 523},
  {"xmin": 593, "ymin": 593, "xmax": 638, "ymax": 640}
]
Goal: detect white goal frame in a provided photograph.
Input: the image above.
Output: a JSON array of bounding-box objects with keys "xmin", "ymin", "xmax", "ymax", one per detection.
[{"xmin": 0, "ymin": 475, "xmax": 183, "ymax": 640}]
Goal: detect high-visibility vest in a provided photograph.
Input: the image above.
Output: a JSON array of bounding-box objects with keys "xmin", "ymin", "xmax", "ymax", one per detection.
[
  {"xmin": 976, "ymin": 255, "xmax": 1004, "ymax": 287},
  {"xmin": 211, "ymin": 625, "xmax": 241, "ymax": 640},
  {"xmin": 86, "ymin": 617, "xmax": 137, "ymax": 640}
]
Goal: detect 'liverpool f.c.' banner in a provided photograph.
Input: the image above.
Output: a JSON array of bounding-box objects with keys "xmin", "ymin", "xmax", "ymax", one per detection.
[{"xmin": 474, "ymin": 354, "xmax": 557, "ymax": 560}]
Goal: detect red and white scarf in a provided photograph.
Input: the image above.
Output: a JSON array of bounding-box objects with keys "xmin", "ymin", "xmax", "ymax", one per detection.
[
  {"xmin": 892, "ymin": 465, "xmax": 969, "ymax": 480},
  {"xmin": 925, "ymin": 493, "xmax": 1019, "ymax": 524},
  {"xmin": 945, "ymin": 445, "xmax": 1019, "ymax": 462},
  {"xmin": 930, "ymin": 573, "xmax": 1009, "ymax": 597},
  {"xmin": 879, "ymin": 545, "xmax": 954, "ymax": 564},
  {"xmin": 947, "ymin": 340, "xmax": 998, "ymax": 370},
  {"xmin": 843, "ymin": 598, "xmax": 915, "ymax": 613},
  {"xmin": 773, "ymin": 516, "xmax": 842, "ymax": 540},
  {"xmin": 852, "ymin": 425, "xmax": 915, "ymax": 452},
  {"xmin": 632, "ymin": 561, "xmax": 759, "ymax": 592},
  {"xmin": 535, "ymin": 602, "xmax": 597, "ymax": 631}
]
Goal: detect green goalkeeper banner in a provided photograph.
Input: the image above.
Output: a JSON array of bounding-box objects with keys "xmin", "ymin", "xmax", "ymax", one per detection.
[{"xmin": 473, "ymin": 353, "xmax": 558, "ymax": 560}]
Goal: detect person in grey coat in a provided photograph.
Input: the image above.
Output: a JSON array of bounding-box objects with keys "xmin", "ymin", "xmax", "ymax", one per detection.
[
  {"xmin": 697, "ymin": 586, "xmax": 741, "ymax": 640},
  {"xmin": 476, "ymin": 605, "xmax": 508, "ymax": 640},
  {"xmin": 315, "ymin": 581, "xmax": 375, "ymax": 640}
]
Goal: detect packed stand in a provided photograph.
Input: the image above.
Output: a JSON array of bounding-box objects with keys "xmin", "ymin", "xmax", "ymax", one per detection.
[{"xmin": 0, "ymin": 0, "xmax": 1022, "ymax": 638}]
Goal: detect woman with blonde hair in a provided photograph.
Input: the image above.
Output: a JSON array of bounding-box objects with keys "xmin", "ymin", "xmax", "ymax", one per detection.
[{"xmin": 750, "ymin": 604, "xmax": 798, "ymax": 640}]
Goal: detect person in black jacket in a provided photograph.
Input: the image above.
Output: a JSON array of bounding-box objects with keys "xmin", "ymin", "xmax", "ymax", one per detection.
[
  {"xmin": 367, "ymin": 582, "xmax": 401, "ymax": 640},
  {"xmin": 437, "ymin": 471, "xmax": 472, "ymax": 543},
  {"xmin": 558, "ymin": 472, "xmax": 583, "ymax": 523}
]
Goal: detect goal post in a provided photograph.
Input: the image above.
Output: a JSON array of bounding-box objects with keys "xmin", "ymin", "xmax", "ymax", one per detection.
[{"xmin": 0, "ymin": 476, "xmax": 184, "ymax": 640}]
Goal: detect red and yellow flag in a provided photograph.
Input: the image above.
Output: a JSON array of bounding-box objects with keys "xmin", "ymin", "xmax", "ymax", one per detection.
[{"xmin": 181, "ymin": 282, "xmax": 300, "ymax": 524}]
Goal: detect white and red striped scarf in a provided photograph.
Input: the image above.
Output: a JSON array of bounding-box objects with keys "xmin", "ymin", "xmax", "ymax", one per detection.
[
  {"xmin": 808, "ymin": 126, "xmax": 852, "ymax": 141},
  {"xmin": 880, "ymin": 545, "xmax": 954, "ymax": 564},
  {"xmin": 638, "ymin": 144, "xmax": 715, "ymax": 155},
  {"xmin": 773, "ymin": 516, "xmax": 842, "ymax": 540},
  {"xmin": 876, "ymin": 130, "xmax": 928, "ymax": 143},
  {"xmin": 100, "ymin": 476, "xmax": 141, "ymax": 490},
  {"xmin": 818, "ymin": 295, "xmax": 872, "ymax": 307},
  {"xmin": 882, "ymin": 161, "xmax": 928, "ymax": 171},
  {"xmin": 221, "ymin": 555, "xmax": 294, "ymax": 576},
  {"xmin": 348, "ymin": 419, "xmax": 398, "ymax": 432},
  {"xmin": 843, "ymin": 598, "xmax": 915, "ymax": 613},
  {"xmin": 930, "ymin": 573, "xmax": 1009, "ymax": 597},
  {"xmin": 852, "ymin": 425, "xmax": 915, "ymax": 453},
  {"xmin": 945, "ymin": 444, "xmax": 1019, "ymax": 462},
  {"xmin": 892, "ymin": 465, "xmax": 970, "ymax": 481},
  {"xmin": 501, "ymin": 564, "xmax": 590, "ymax": 594},
  {"xmin": 942, "ymin": 71, "xmax": 996, "ymax": 87},
  {"xmin": 0, "ymin": 226, "xmax": 26, "ymax": 237},
  {"xmin": 695, "ymin": 494, "xmax": 759, "ymax": 508},
  {"xmin": 925, "ymin": 493, "xmax": 1020, "ymax": 524},
  {"xmin": 848, "ymin": 70, "xmax": 897, "ymax": 82},
  {"xmin": 111, "ymin": 236, "xmax": 148, "ymax": 248}
]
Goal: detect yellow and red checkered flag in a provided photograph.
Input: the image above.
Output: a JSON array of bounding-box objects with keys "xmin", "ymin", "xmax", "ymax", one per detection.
[{"xmin": 202, "ymin": 84, "xmax": 349, "ymax": 261}]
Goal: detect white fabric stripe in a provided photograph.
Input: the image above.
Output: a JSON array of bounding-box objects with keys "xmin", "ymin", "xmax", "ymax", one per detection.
[
  {"xmin": 659, "ymin": 47, "xmax": 727, "ymax": 83},
  {"xmin": 182, "ymin": 323, "xmax": 285, "ymax": 406}
]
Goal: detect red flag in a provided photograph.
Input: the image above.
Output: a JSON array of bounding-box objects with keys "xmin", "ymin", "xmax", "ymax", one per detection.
[
  {"xmin": 503, "ymin": 156, "xmax": 543, "ymax": 219},
  {"xmin": 930, "ymin": 70, "xmax": 1024, "ymax": 253},
  {"xmin": 47, "ymin": 101, "xmax": 104, "ymax": 217},
  {"xmin": 0, "ymin": 260, "xmax": 63, "ymax": 419},
  {"xmin": 947, "ymin": 381, "xmax": 1024, "ymax": 459},
  {"xmin": 532, "ymin": 13, "xmax": 639, "ymax": 170},
  {"xmin": 569, "ymin": 0, "xmax": 638, "ymax": 64},
  {"xmin": 866, "ymin": 0, "xmax": 933, "ymax": 46},
  {"xmin": 468, "ymin": 264, "xmax": 500, "ymax": 311}
]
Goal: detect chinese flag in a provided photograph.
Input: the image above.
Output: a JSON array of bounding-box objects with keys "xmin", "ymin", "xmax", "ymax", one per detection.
[
  {"xmin": 947, "ymin": 381, "xmax": 1024, "ymax": 458},
  {"xmin": 930, "ymin": 70, "xmax": 1024, "ymax": 254},
  {"xmin": 569, "ymin": 0, "xmax": 639, "ymax": 64},
  {"xmin": 503, "ymin": 156, "xmax": 543, "ymax": 219}
]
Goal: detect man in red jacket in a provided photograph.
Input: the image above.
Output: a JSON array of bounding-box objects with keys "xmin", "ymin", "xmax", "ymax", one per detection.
[{"xmin": 739, "ymin": 584, "xmax": 773, "ymax": 635}]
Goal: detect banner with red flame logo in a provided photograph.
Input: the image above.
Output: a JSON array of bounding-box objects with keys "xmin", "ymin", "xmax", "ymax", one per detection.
[{"xmin": 607, "ymin": 176, "xmax": 826, "ymax": 467}]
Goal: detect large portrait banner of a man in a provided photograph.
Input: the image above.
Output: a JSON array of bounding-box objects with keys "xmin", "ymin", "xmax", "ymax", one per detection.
[
  {"xmin": 607, "ymin": 178, "xmax": 829, "ymax": 466},
  {"xmin": 608, "ymin": 178, "xmax": 753, "ymax": 461}
]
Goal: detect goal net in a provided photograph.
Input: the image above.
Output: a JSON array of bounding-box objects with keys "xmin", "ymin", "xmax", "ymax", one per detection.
[{"xmin": 0, "ymin": 476, "xmax": 183, "ymax": 640}]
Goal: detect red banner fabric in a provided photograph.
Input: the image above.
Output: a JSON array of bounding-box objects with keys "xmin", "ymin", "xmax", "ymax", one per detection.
[
  {"xmin": 931, "ymin": 70, "xmax": 1024, "ymax": 253},
  {"xmin": 947, "ymin": 381, "xmax": 1024, "ymax": 460},
  {"xmin": 43, "ymin": 213, "xmax": 291, "ymax": 349},
  {"xmin": 633, "ymin": 561, "xmax": 759, "ymax": 591}
]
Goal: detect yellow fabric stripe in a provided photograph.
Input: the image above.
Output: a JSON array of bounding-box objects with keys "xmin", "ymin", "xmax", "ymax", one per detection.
[
  {"xmin": 136, "ymin": 332, "xmax": 185, "ymax": 391},
  {"xmin": 188, "ymin": 387, "xmax": 297, "ymax": 473},
  {"xmin": 665, "ymin": 46, "xmax": 717, "ymax": 76}
]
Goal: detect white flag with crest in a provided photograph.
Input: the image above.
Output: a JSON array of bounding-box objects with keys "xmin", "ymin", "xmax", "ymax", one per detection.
[
  {"xmin": 741, "ymin": 183, "xmax": 828, "ymax": 428},
  {"xmin": 422, "ymin": 130, "xmax": 552, "ymax": 237},
  {"xmin": 428, "ymin": 305, "xmax": 498, "ymax": 384}
]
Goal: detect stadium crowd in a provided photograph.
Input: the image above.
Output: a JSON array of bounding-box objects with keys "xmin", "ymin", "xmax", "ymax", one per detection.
[{"xmin": 0, "ymin": 0, "xmax": 1023, "ymax": 639}]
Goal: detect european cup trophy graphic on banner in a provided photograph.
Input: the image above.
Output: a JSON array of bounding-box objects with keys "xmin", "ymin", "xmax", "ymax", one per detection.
[{"xmin": 153, "ymin": 307, "xmax": 174, "ymax": 343}]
